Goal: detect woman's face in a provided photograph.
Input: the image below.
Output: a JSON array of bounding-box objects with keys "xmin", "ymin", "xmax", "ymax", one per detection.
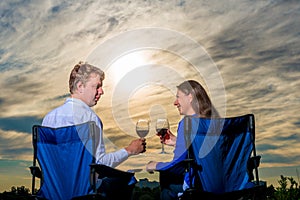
[{"xmin": 173, "ymin": 89, "xmax": 195, "ymax": 115}]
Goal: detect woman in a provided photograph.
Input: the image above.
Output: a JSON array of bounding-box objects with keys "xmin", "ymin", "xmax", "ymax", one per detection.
[{"xmin": 146, "ymin": 80, "xmax": 219, "ymax": 200}]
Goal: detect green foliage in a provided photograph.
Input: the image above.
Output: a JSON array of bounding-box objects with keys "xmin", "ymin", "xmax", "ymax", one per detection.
[
  {"xmin": 267, "ymin": 175, "xmax": 300, "ymax": 200},
  {"xmin": 0, "ymin": 186, "xmax": 31, "ymax": 200},
  {"xmin": 1, "ymin": 175, "xmax": 300, "ymax": 200}
]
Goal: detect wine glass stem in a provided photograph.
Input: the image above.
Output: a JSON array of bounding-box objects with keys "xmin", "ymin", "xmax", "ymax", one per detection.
[{"xmin": 161, "ymin": 143, "xmax": 165, "ymax": 153}]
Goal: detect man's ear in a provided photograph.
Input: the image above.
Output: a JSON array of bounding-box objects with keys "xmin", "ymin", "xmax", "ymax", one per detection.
[{"xmin": 76, "ymin": 81, "xmax": 84, "ymax": 93}]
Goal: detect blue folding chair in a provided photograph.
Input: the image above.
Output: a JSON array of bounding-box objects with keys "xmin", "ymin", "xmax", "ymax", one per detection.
[
  {"xmin": 180, "ymin": 114, "xmax": 267, "ymax": 200},
  {"xmin": 29, "ymin": 121, "xmax": 134, "ymax": 200}
]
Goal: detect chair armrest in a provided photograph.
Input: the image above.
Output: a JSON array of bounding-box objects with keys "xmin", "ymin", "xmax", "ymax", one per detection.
[
  {"xmin": 29, "ymin": 166, "xmax": 42, "ymax": 179},
  {"xmin": 182, "ymin": 158, "xmax": 195, "ymax": 163},
  {"xmin": 247, "ymin": 156, "xmax": 261, "ymax": 181},
  {"xmin": 248, "ymin": 156, "xmax": 261, "ymax": 169},
  {"xmin": 90, "ymin": 164, "xmax": 134, "ymax": 180},
  {"xmin": 157, "ymin": 159, "xmax": 193, "ymax": 173},
  {"xmin": 182, "ymin": 158, "xmax": 203, "ymax": 173}
]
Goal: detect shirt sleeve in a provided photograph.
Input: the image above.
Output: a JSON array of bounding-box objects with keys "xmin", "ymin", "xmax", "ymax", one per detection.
[
  {"xmin": 156, "ymin": 119, "xmax": 187, "ymax": 171},
  {"xmin": 93, "ymin": 117, "xmax": 129, "ymax": 168}
]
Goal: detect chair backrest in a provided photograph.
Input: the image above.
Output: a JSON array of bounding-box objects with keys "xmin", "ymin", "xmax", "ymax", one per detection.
[
  {"xmin": 32, "ymin": 121, "xmax": 98, "ymax": 200},
  {"xmin": 184, "ymin": 114, "xmax": 259, "ymax": 194}
]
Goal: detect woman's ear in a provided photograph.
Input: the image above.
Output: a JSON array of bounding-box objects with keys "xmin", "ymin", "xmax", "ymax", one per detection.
[{"xmin": 188, "ymin": 93, "xmax": 193, "ymax": 103}]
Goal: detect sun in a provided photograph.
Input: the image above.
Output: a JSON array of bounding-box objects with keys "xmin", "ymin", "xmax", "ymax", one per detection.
[{"xmin": 106, "ymin": 51, "xmax": 151, "ymax": 83}]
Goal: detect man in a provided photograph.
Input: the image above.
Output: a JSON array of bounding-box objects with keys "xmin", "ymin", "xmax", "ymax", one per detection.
[{"xmin": 42, "ymin": 61, "xmax": 146, "ymax": 198}]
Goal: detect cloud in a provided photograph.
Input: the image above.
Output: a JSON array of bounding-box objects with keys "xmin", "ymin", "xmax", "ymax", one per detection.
[
  {"xmin": 262, "ymin": 153, "xmax": 300, "ymax": 166},
  {"xmin": 0, "ymin": 0, "xmax": 300, "ymax": 191},
  {"xmin": 0, "ymin": 116, "xmax": 42, "ymax": 134},
  {"xmin": 0, "ymin": 129, "xmax": 32, "ymax": 160}
]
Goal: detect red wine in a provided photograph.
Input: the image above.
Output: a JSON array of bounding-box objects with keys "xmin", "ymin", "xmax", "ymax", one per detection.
[
  {"xmin": 136, "ymin": 130, "xmax": 148, "ymax": 138},
  {"xmin": 157, "ymin": 128, "xmax": 168, "ymax": 138}
]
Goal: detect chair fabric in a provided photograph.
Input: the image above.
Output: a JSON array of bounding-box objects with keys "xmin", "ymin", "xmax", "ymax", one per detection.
[
  {"xmin": 179, "ymin": 114, "xmax": 266, "ymax": 199},
  {"xmin": 31, "ymin": 121, "xmax": 98, "ymax": 200}
]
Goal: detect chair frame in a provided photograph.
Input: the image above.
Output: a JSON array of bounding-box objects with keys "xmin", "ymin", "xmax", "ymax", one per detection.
[
  {"xmin": 181, "ymin": 114, "xmax": 266, "ymax": 199},
  {"xmin": 29, "ymin": 121, "xmax": 99, "ymax": 199},
  {"xmin": 30, "ymin": 121, "xmax": 135, "ymax": 199}
]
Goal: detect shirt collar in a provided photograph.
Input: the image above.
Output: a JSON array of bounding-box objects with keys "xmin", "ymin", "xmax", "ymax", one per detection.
[{"xmin": 65, "ymin": 98, "xmax": 91, "ymax": 110}]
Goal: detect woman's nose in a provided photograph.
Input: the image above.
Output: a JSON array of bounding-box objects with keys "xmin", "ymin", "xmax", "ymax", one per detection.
[{"xmin": 174, "ymin": 99, "xmax": 178, "ymax": 106}]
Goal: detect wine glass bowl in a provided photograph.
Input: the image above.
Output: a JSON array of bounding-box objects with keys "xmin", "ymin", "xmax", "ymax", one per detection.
[
  {"xmin": 156, "ymin": 118, "xmax": 169, "ymax": 154},
  {"xmin": 136, "ymin": 119, "xmax": 150, "ymax": 138}
]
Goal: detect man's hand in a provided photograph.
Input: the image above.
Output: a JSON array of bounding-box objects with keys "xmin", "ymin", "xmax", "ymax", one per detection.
[{"xmin": 125, "ymin": 138, "xmax": 146, "ymax": 156}]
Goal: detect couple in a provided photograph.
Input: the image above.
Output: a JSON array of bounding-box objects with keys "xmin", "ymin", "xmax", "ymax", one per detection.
[{"xmin": 43, "ymin": 61, "xmax": 218, "ymax": 200}]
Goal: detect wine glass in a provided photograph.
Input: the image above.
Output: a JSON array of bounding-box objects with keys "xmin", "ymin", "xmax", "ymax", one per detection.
[
  {"xmin": 156, "ymin": 118, "xmax": 169, "ymax": 154},
  {"xmin": 136, "ymin": 119, "xmax": 150, "ymax": 138}
]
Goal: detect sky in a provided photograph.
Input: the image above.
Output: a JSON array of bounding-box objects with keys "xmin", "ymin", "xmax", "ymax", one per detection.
[{"xmin": 1, "ymin": 0, "xmax": 300, "ymax": 192}]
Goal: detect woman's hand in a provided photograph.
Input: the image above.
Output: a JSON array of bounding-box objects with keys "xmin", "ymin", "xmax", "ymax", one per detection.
[
  {"xmin": 146, "ymin": 161, "xmax": 157, "ymax": 174},
  {"xmin": 157, "ymin": 129, "xmax": 177, "ymax": 147}
]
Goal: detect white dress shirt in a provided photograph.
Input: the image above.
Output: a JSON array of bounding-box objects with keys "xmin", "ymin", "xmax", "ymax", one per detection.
[{"xmin": 42, "ymin": 98, "xmax": 128, "ymax": 168}]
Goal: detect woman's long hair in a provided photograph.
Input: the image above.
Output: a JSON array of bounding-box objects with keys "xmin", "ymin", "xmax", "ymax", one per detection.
[{"xmin": 177, "ymin": 80, "xmax": 220, "ymax": 118}]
